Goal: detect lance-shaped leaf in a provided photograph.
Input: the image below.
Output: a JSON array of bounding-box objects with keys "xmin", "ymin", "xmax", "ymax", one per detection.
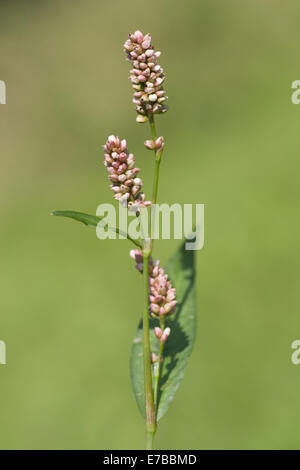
[
  {"xmin": 51, "ymin": 210, "xmax": 102, "ymax": 227},
  {"xmin": 52, "ymin": 210, "xmax": 142, "ymax": 248},
  {"xmin": 130, "ymin": 239, "xmax": 197, "ymax": 420}
]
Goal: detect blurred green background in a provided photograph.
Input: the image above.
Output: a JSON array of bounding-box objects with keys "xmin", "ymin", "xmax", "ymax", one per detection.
[{"xmin": 1, "ymin": 0, "xmax": 300, "ymax": 450}]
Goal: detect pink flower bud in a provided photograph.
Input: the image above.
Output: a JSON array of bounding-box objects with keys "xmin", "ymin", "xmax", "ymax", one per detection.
[
  {"xmin": 160, "ymin": 307, "xmax": 166, "ymax": 316},
  {"xmin": 142, "ymin": 39, "xmax": 151, "ymax": 50},
  {"xmin": 144, "ymin": 140, "xmax": 156, "ymax": 150},
  {"xmin": 108, "ymin": 135, "xmax": 116, "ymax": 143},
  {"xmin": 118, "ymin": 174, "xmax": 126, "ymax": 182},
  {"xmin": 120, "ymin": 139, "xmax": 127, "ymax": 151},
  {"xmin": 149, "ymin": 94, "xmax": 157, "ymax": 102},
  {"xmin": 160, "ymin": 327, "xmax": 171, "ymax": 343},
  {"xmin": 166, "ymin": 291, "xmax": 176, "ymax": 301},
  {"xmin": 164, "ymin": 301, "xmax": 177, "ymax": 313},
  {"xmin": 154, "ymin": 327, "xmax": 162, "ymax": 339},
  {"xmin": 151, "ymin": 304, "xmax": 160, "ymax": 314},
  {"xmin": 134, "ymin": 30, "xmax": 144, "ymax": 44},
  {"xmin": 155, "ymin": 136, "xmax": 165, "ymax": 151},
  {"xmin": 136, "ymin": 114, "xmax": 148, "ymax": 123}
]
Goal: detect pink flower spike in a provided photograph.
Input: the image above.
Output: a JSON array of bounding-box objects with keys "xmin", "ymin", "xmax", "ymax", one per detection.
[
  {"xmin": 129, "ymin": 253, "xmax": 177, "ymax": 319},
  {"xmin": 124, "ymin": 31, "xmax": 168, "ymax": 119},
  {"xmin": 103, "ymin": 136, "xmax": 150, "ymax": 209}
]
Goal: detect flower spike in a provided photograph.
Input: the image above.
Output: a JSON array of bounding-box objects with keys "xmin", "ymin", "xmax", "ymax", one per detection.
[
  {"xmin": 124, "ymin": 31, "xmax": 168, "ymax": 122},
  {"xmin": 103, "ymin": 135, "xmax": 151, "ymax": 208},
  {"xmin": 129, "ymin": 249, "xmax": 177, "ymax": 318}
]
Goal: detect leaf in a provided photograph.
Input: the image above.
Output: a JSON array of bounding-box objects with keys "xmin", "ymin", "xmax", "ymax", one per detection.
[
  {"xmin": 51, "ymin": 210, "xmax": 102, "ymax": 227},
  {"xmin": 130, "ymin": 239, "xmax": 197, "ymax": 421},
  {"xmin": 52, "ymin": 210, "xmax": 142, "ymax": 248}
]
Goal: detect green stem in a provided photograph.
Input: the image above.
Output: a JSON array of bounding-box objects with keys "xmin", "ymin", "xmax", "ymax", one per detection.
[
  {"xmin": 141, "ymin": 114, "xmax": 165, "ymax": 449},
  {"xmin": 149, "ymin": 115, "xmax": 164, "ymax": 245},
  {"xmin": 146, "ymin": 430, "xmax": 155, "ymax": 450},
  {"xmin": 149, "ymin": 114, "xmax": 157, "ymax": 141},
  {"xmin": 153, "ymin": 317, "xmax": 165, "ymax": 409},
  {"xmin": 142, "ymin": 246, "xmax": 156, "ymax": 448},
  {"xmin": 152, "ymin": 154, "xmax": 162, "ymax": 206},
  {"xmin": 149, "ymin": 114, "xmax": 162, "ymax": 205}
]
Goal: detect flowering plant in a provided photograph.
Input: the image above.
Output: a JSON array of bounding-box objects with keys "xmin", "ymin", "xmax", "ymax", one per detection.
[{"xmin": 53, "ymin": 31, "xmax": 197, "ymax": 450}]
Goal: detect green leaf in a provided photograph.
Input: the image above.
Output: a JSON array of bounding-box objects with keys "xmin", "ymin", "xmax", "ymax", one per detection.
[
  {"xmin": 52, "ymin": 210, "xmax": 142, "ymax": 248},
  {"xmin": 51, "ymin": 210, "xmax": 102, "ymax": 227},
  {"xmin": 130, "ymin": 239, "xmax": 197, "ymax": 421}
]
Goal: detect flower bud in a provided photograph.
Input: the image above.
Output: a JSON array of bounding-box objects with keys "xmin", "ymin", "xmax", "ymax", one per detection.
[
  {"xmin": 160, "ymin": 327, "xmax": 171, "ymax": 343},
  {"xmin": 149, "ymin": 94, "xmax": 157, "ymax": 102},
  {"xmin": 151, "ymin": 304, "xmax": 160, "ymax": 314},
  {"xmin": 155, "ymin": 136, "xmax": 165, "ymax": 152},
  {"xmin": 154, "ymin": 327, "xmax": 162, "ymax": 339},
  {"xmin": 164, "ymin": 301, "xmax": 177, "ymax": 313},
  {"xmin": 136, "ymin": 114, "xmax": 148, "ymax": 123},
  {"xmin": 144, "ymin": 139, "xmax": 156, "ymax": 150},
  {"xmin": 134, "ymin": 30, "xmax": 144, "ymax": 44}
]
